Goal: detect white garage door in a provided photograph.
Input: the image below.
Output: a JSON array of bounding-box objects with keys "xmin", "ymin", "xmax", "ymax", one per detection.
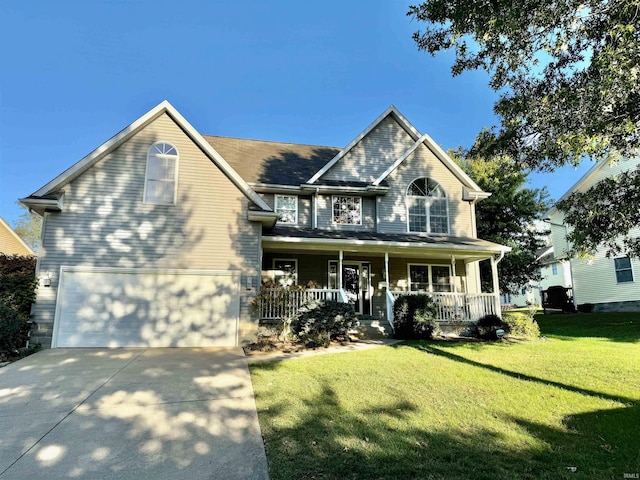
[{"xmin": 53, "ymin": 267, "xmax": 241, "ymax": 348}]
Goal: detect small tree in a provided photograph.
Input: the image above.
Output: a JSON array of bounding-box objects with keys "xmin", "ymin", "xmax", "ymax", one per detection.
[{"xmin": 0, "ymin": 254, "xmax": 38, "ymax": 351}]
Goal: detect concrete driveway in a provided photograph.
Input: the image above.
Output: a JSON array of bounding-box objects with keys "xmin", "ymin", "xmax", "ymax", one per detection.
[{"xmin": 0, "ymin": 348, "xmax": 269, "ymax": 480}]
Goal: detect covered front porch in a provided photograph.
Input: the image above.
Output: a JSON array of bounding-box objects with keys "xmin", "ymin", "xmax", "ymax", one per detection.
[{"xmin": 258, "ymin": 228, "xmax": 510, "ymax": 330}]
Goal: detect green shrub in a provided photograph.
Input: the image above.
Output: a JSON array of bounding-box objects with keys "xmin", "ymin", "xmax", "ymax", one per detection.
[
  {"xmin": 502, "ymin": 311, "xmax": 540, "ymax": 338},
  {"xmin": 577, "ymin": 303, "xmax": 595, "ymax": 313},
  {"xmin": 474, "ymin": 314, "xmax": 508, "ymax": 340},
  {"xmin": 393, "ymin": 294, "xmax": 440, "ymax": 340},
  {"xmin": 290, "ymin": 301, "xmax": 358, "ymax": 346},
  {"xmin": 0, "ymin": 254, "xmax": 37, "ymax": 351}
]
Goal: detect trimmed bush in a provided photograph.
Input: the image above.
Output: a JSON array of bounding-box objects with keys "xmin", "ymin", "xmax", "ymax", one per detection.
[
  {"xmin": 474, "ymin": 314, "xmax": 508, "ymax": 340},
  {"xmin": 577, "ymin": 303, "xmax": 595, "ymax": 313},
  {"xmin": 290, "ymin": 301, "xmax": 358, "ymax": 347},
  {"xmin": 502, "ymin": 311, "xmax": 540, "ymax": 338},
  {"xmin": 393, "ymin": 294, "xmax": 440, "ymax": 340},
  {"xmin": 0, "ymin": 254, "xmax": 37, "ymax": 351}
]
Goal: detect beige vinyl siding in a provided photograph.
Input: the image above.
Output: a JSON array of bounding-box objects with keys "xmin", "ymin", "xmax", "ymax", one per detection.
[
  {"xmin": 316, "ymin": 195, "xmax": 375, "ymax": 230},
  {"xmin": 321, "ymin": 116, "xmax": 416, "ymax": 183},
  {"xmin": 377, "ymin": 143, "xmax": 474, "ymax": 237},
  {"xmin": 261, "ymin": 193, "xmax": 312, "ymax": 227},
  {"xmin": 33, "ymin": 113, "xmax": 261, "ymax": 344},
  {"xmin": 0, "ymin": 221, "xmax": 34, "ymax": 256},
  {"xmin": 570, "ymin": 229, "xmax": 640, "ymax": 305}
]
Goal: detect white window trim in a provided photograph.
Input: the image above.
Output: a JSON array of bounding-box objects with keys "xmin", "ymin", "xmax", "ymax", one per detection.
[
  {"xmin": 407, "ymin": 263, "xmax": 452, "ymax": 293},
  {"xmin": 331, "ymin": 195, "xmax": 362, "ymax": 225},
  {"xmin": 143, "ymin": 141, "xmax": 179, "ymax": 205},
  {"xmin": 274, "ymin": 194, "xmax": 298, "ymax": 225},
  {"xmin": 272, "ymin": 258, "xmax": 298, "ymax": 286},
  {"xmin": 614, "ymin": 256, "xmax": 635, "ymax": 284},
  {"xmin": 405, "ymin": 177, "xmax": 450, "ymax": 234}
]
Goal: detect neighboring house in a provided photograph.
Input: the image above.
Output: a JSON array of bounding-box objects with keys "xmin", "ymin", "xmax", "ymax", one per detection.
[
  {"xmin": 547, "ymin": 156, "xmax": 640, "ymax": 312},
  {"xmin": 501, "ymin": 245, "xmax": 571, "ymax": 307},
  {"xmin": 0, "ymin": 216, "xmax": 35, "ymax": 256},
  {"xmin": 21, "ymin": 101, "xmax": 510, "ymax": 349}
]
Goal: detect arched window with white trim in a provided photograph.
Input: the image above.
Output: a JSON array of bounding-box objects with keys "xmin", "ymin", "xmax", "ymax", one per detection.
[
  {"xmin": 144, "ymin": 142, "xmax": 178, "ymax": 205},
  {"xmin": 406, "ymin": 177, "xmax": 449, "ymax": 234}
]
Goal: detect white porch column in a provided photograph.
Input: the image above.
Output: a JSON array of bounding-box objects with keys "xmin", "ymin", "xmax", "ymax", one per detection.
[
  {"xmin": 338, "ymin": 250, "xmax": 343, "ymax": 290},
  {"xmin": 450, "ymin": 255, "xmax": 457, "ymax": 294},
  {"xmin": 490, "ymin": 254, "xmax": 501, "ymax": 315},
  {"xmin": 384, "ymin": 252, "xmax": 390, "ymax": 290}
]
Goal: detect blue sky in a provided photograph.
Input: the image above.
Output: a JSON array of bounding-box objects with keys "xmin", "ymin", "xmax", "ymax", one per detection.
[{"xmin": 0, "ymin": 0, "xmax": 591, "ymax": 227}]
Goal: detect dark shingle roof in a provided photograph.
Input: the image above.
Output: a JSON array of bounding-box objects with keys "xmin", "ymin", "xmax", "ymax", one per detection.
[
  {"xmin": 264, "ymin": 226, "xmax": 507, "ymax": 250},
  {"xmin": 203, "ymin": 135, "xmax": 341, "ymax": 186}
]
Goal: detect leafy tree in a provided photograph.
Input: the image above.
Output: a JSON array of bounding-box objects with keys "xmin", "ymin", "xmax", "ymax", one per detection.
[
  {"xmin": 13, "ymin": 203, "xmax": 42, "ymax": 253},
  {"xmin": 409, "ymin": 0, "xmax": 640, "ymax": 257},
  {"xmin": 452, "ymin": 149, "xmax": 550, "ymax": 294},
  {"xmin": 556, "ymin": 164, "xmax": 640, "ymax": 257}
]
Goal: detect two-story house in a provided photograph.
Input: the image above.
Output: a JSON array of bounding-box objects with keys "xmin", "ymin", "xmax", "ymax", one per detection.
[
  {"xmin": 21, "ymin": 101, "xmax": 510, "ymax": 348},
  {"xmin": 547, "ymin": 157, "xmax": 640, "ymax": 312}
]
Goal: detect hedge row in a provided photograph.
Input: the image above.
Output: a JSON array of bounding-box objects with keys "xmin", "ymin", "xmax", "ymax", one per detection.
[{"xmin": 0, "ymin": 254, "xmax": 37, "ymax": 351}]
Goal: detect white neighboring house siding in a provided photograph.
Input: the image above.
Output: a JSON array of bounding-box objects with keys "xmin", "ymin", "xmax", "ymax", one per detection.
[
  {"xmin": 549, "ymin": 157, "xmax": 640, "ymax": 310},
  {"xmin": 32, "ymin": 113, "xmax": 261, "ymax": 347}
]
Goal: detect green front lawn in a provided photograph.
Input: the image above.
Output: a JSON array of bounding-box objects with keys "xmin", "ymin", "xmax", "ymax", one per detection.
[{"xmin": 250, "ymin": 313, "xmax": 640, "ymax": 480}]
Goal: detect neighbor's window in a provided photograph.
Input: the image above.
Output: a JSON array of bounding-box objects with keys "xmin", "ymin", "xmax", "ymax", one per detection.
[
  {"xmin": 614, "ymin": 256, "xmax": 634, "ymax": 283},
  {"xmin": 552, "ymin": 263, "xmax": 558, "ymax": 275},
  {"xmin": 144, "ymin": 142, "xmax": 178, "ymax": 204},
  {"xmin": 275, "ymin": 195, "xmax": 298, "ymax": 224},
  {"xmin": 406, "ymin": 178, "xmax": 449, "ymax": 234},
  {"xmin": 332, "ymin": 196, "xmax": 362, "ymax": 225},
  {"xmin": 273, "ymin": 258, "xmax": 298, "ymax": 286},
  {"xmin": 409, "ymin": 264, "xmax": 452, "ymax": 292}
]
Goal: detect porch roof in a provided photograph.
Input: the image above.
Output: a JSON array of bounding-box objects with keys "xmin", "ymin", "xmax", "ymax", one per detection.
[{"xmin": 262, "ymin": 227, "xmax": 510, "ymax": 261}]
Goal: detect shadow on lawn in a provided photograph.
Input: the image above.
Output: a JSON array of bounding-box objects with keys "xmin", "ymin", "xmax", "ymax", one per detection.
[
  {"xmin": 252, "ymin": 372, "xmax": 639, "ymax": 480},
  {"xmin": 406, "ymin": 342, "xmax": 638, "ymax": 405},
  {"xmin": 535, "ymin": 312, "xmax": 640, "ymax": 343}
]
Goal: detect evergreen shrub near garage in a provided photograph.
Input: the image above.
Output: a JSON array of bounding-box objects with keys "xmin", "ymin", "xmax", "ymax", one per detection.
[
  {"xmin": 393, "ymin": 294, "xmax": 441, "ymax": 340},
  {"xmin": 0, "ymin": 254, "xmax": 38, "ymax": 352},
  {"xmin": 290, "ymin": 301, "xmax": 358, "ymax": 347}
]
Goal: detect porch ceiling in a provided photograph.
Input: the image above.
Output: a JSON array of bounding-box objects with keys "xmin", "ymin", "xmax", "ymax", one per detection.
[{"xmin": 262, "ymin": 227, "xmax": 510, "ymax": 262}]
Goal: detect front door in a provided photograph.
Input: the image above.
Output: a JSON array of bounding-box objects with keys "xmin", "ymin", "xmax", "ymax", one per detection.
[{"xmin": 329, "ymin": 261, "xmax": 371, "ymax": 315}]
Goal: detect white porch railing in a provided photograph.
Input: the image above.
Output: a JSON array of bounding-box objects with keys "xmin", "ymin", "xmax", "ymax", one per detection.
[
  {"xmin": 387, "ymin": 291, "xmax": 499, "ymax": 324},
  {"xmin": 385, "ymin": 289, "xmax": 396, "ymax": 332},
  {"xmin": 259, "ymin": 288, "xmax": 348, "ymax": 320}
]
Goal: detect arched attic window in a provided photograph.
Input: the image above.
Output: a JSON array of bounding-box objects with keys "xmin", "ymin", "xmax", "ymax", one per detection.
[
  {"xmin": 406, "ymin": 177, "xmax": 449, "ymax": 234},
  {"xmin": 144, "ymin": 142, "xmax": 179, "ymax": 205}
]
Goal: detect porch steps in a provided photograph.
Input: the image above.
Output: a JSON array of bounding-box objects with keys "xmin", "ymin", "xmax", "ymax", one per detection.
[{"xmin": 350, "ymin": 318, "xmax": 393, "ymax": 340}]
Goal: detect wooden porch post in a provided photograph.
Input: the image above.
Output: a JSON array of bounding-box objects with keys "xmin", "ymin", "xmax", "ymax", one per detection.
[
  {"xmin": 490, "ymin": 254, "xmax": 501, "ymax": 315},
  {"xmin": 450, "ymin": 255, "xmax": 457, "ymax": 294},
  {"xmin": 338, "ymin": 250, "xmax": 343, "ymax": 290}
]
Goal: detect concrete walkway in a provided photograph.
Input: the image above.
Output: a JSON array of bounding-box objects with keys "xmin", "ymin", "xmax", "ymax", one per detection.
[{"xmin": 0, "ymin": 348, "xmax": 269, "ymax": 480}]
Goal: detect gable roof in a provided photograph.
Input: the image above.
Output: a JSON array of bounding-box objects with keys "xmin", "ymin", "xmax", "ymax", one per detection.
[
  {"xmin": 371, "ymin": 133, "xmax": 484, "ymax": 192},
  {"xmin": 204, "ymin": 135, "xmax": 340, "ymax": 186},
  {"xmin": 306, "ymin": 105, "xmax": 422, "ymax": 184},
  {"xmin": 0, "ymin": 217, "xmax": 35, "ymax": 256},
  {"xmin": 25, "ymin": 101, "xmax": 272, "ymax": 212}
]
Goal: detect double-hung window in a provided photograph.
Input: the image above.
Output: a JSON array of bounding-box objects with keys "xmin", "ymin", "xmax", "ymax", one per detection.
[
  {"xmin": 144, "ymin": 142, "xmax": 178, "ymax": 204},
  {"xmin": 332, "ymin": 196, "xmax": 361, "ymax": 225},
  {"xmin": 275, "ymin": 195, "xmax": 298, "ymax": 224},
  {"xmin": 408, "ymin": 264, "xmax": 452, "ymax": 292},
  {"xmin": 614, "ymin": 257, "xmax": 634, "ymax": 283},
  {"xmin": 273, "ymin": 259, "xmax": 298, "ymax": 286},
  {"xmin": 406, "ymin": 178, "xmax": 449, "ymax": 234}
]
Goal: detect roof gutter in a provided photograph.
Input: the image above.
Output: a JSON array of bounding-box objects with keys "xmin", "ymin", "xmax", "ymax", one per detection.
[
  {"xmin": 247, "ymin": 211, "xmax": 279, "ymax": 228},
  {"xmin": 19, "ymin": 195, "xmax": 64, "ymax": 216},
  {"xmin": 300, "ymin": 184, "xmax": 389, "ymax": 195}
]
